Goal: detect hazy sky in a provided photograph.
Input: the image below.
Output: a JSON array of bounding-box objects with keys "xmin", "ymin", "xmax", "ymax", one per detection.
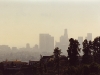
[{"xmin": 0, "ymin": 0, "xmax": 100, "ymax": 48}]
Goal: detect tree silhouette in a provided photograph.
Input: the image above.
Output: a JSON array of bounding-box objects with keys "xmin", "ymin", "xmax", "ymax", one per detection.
[
  {"xmin": 83, "ymin": 65, "xmax": 90, "ymax": 75},
  {"xmin": 53, "ymin": 47, "xmax": 62, "ymax": 75},
  {"xmin": 15, "ymin": 71, "xmax": 24, "ymax": 75},
  {"xmin": 0, "ymin": 70, "xmax": 3, "ymax": 75},
  {"xmin": 93, "ymin": 36, "xmax": 100, "ymax": 63},
  {"xmin": 67, "ymin": 38, "xmax": 80, "ymax": 66},
  {"xmin": 39, "ymin": 54, "xmax": 43, "ymax": 75},
  {"xmin": 82, "ymin": 39, "xmax": 93, "ymax": 64},
  {"xmin": 89, "ymin": 62, "xmax": 100, "ymax": 75}
]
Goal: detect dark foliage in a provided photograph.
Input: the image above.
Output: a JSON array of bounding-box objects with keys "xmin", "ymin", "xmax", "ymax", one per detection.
[
  {"xmin": 2, "ymin": 37, "xmax": 100, "ymax": 75},
  {"xmin": 67, "ymin": 38, "xmax": 80, "ymax": 66},
  {"xmin": 82, "ymin": 39, "xmax": 93, "ymax": 64}
]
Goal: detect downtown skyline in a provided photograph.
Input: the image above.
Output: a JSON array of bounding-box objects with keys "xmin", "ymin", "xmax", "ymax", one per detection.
[
  {"xmin": 0, "ymin": 29, "xmax": 93, "ymax": 61},
  {"xmin": 0, "ymin": 1, "xmax": 100, "ymax": 48},
  {"xmin": 0, "ymin": 29, "xmax": 92, "ymax": 50}
]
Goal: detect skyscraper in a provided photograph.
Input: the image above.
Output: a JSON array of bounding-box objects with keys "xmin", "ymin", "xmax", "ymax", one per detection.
[
  {"xmin": 64, "ymin": 29, "xmax": 68, "ymax": 38},
  {"xmin": 39, "ymin": 34, "xmax": 54, "ymax": 52},
  {"xmin": 55, "ymin": 29, "xmax": 69, "ymax": 54},
  {"xmin": 61, "ymin": 29, "xmax": 69, "ymax": 53},
  {"xmin": 78, "ymin": 37, "xmax": 83, "ymax": 49},
  {"xmin": 87, "ymin": 33, "xmax": 92, "ymax": 41}
]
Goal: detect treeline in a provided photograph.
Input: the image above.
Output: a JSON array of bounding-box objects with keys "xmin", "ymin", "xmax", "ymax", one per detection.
[
  {"xmin": 67, "ymin": 37, "xmax": 100, "ymax": 65},
  {"xmin": 52, "ymin": 36, "xmax": 100, "ymax": 75},
  {"xmin": 1, "ymin": 37, "xmax": 100, "ymax": 75}
]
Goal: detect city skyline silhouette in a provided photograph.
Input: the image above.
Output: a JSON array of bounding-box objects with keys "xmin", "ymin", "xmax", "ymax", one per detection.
[
  {"xmin": 0, "ymin": 29, "xmax": 92, "ymax": 49},
  {"xmin": 0, "ymin": 1, "xmax": 100, "ymax": 48},
  {"xmin": 0, "ymin": 1, "xmax": 100, "ymax": 75}
]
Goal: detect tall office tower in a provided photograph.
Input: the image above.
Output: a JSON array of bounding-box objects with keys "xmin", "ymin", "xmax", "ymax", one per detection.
[
  {"xmin": 26, "ymin": 43, "xmax": 30, "ymax": 50},
  {"xmin": 78, "ymin": 37, "xmax": 83, "ymax": 49},
  {"xmin": 59, "ymin": 29, "xmax": 69, "ymax": 53},
  {"xmin": 64, "ymin": 29, "xmax": 69, "ymax": 44},
  {"xmin": 87, "ymin": 33, "xmax": 92, "ymax": 41},
  {"xmin": 78, "ymin": 37, "xmax": 83, "ymax": 55},
  {"xmin": 39, "ymin": 34, "xmax": 54, "ymax": 52},
  {"xmin": 60, "ymin": 29, "xmax": 69, "ymax": 43}
]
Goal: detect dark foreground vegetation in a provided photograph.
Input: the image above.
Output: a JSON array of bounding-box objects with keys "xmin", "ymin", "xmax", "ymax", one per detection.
[{"xmin": 1, "ymin": 37, "xmax": 100, "ymax": 75}]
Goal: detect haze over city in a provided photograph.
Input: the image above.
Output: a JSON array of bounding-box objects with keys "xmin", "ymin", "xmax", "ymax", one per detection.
[
  {"xmin": 0, "ymin": 0, "xmax": 100, "ymax": 48},
  {"xmin": 0, "ymin": 1, "xmax": 100, "ymax": 75}
]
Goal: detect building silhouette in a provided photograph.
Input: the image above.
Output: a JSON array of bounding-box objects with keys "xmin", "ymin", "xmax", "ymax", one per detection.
[
  {"xmin": 86, "ymin": 33, "xmax": 92, "ymax": 41},
  {"xmin": 26, "ymin": 43, "xmax": 31, "ymax": 50},
  {"xmin": 78, "ymin": 37, "xmax": 83, "ymax": 49},
  {"xmin": 33, "ymin": 44, "xmax": 39, "ymax": 51},
  {"xmin": 55, "ymin": 29, "xmax": 69, "ymax": 54},
  {"xmin": 12, "ymin": 47, "xmax": 18, "ymax": 51},
  {"xmin": 0, "ymin": 45, "xmax": 11, "ymax": 51},
  {"xmin": 39, "ymin": 34, "xmax": 54, "ymax": 52},
  {"xmin": 78, "ymin": 37, "xmax": 83, "ymax": 55}
]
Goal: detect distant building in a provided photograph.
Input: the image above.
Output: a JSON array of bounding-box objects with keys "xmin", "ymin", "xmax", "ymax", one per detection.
[
  {"xmin": 87, "ymin": 33, "xmax": 92, "ymax": 41},
  {"xmin": 60, "ymin": 29, "xmax": 69, "ymax": 44},
  {"xmin": 0, "ymin": 45, "xmax": 11, "ymax": 51},
  {"xmin": 12, "ymin": 47, "xmax": 18, "ymax": 50},
  {"xmin": 78, "ymin": 37, "xmax": 83, "ymax": 49},
  {"xmin": 40, "ymin": 56, "xmax": 53, "ymax": 64},
  {"xmin": 78, "ymin": 37, "xmax": 83, "ymax": 55},
  {"xmin": 39, "ymin": 34, "xmax": 54, "ymax": 52},
  {"xmin": 29, "ymin": 61, "xmax": 40, "ymax": 67},
  {"xmin": 2, "ymin": 60, "xmax": 28, "ymax": 70},
  {"xmin": 19, "ymin": 47, "xmax": 26, "ymax": 51},
  {"xmin": 26, "ymin": 43, "xmax": 30, "ymax": 50},
  {"xmin": 33, "ymin": 44, "xmax": 38, "ymax": 51},
  {"xmin": 55, "ymin": 29, "xmax": 69, "ymax": 53}
]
